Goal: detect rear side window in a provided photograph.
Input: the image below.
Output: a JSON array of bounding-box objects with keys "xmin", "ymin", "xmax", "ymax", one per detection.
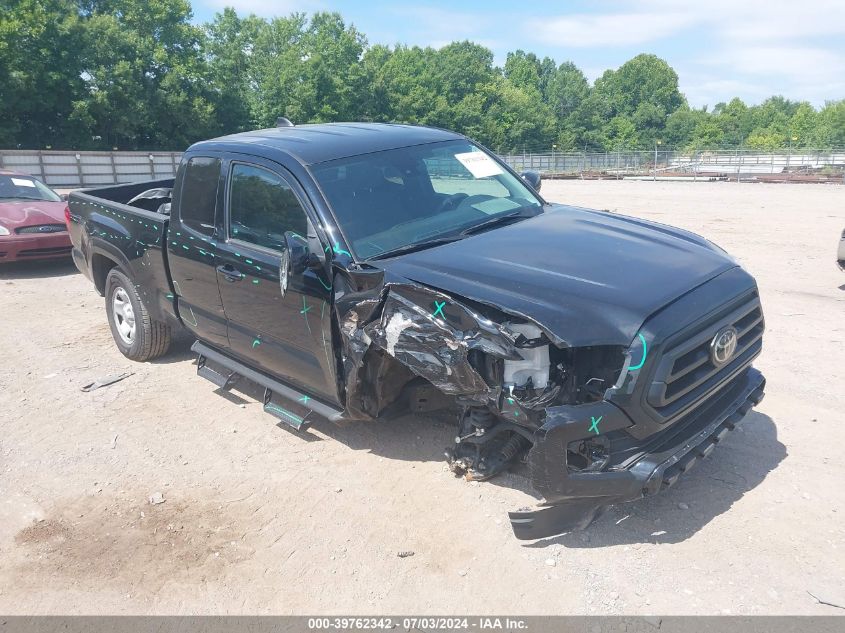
[
  {"xmin": 228, "ymin": 163, "xmax": 308, "ymax": 251},
  {"xmin": 179, "ymin": 157, "xmax": 221, "ymax": 236}
]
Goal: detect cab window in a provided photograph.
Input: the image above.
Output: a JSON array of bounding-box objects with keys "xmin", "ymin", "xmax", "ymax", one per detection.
[
  {"xmin": 227, "ymin": 163, "xmax": 308, "ymax": 251},
  {"xmin": 179, "ymin": 156, "xmax": 221, "ymax": 236}
]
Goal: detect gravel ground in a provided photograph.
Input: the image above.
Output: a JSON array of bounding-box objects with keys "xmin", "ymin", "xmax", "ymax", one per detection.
[{"xmin": 0, "ymin": 180, "xmax": 843, "ymax": 615}]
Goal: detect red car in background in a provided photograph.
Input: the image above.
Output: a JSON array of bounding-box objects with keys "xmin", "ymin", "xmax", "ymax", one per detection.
[{"xmin": 0, "ymin": 170, "xmax": 71, "ymax": 262}]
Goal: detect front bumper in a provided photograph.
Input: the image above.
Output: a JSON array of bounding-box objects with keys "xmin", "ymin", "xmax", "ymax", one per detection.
[
  {"xmin": 509, "ymin": 366, "xmax": 765, "ymax": 540},
  {"xmin": 0, "ymin": 233, "xmax": 72, "ymax": 262}
]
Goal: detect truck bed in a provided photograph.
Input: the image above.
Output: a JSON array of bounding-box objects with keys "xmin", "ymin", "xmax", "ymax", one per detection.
[{"xmin": 67, "ymin": 179, "xmax": 179, "ymax": 325}]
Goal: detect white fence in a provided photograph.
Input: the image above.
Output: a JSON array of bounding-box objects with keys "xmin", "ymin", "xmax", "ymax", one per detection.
[
  {"xmin": 2, "ymin": 148, "xmax": 845, "ymax": 187},
  {"xmin": 500, "ymin": 149, "xmax": 845, "ymax": 177},
  {"xmin": 0, "ymin": 150, "xmax": 183, "ymax": 187}
]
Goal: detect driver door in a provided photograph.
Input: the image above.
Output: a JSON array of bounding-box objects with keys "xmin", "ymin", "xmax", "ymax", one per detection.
[{"xmin": 215, "ymin": 159, "xmax": 337, "ymax": 403}]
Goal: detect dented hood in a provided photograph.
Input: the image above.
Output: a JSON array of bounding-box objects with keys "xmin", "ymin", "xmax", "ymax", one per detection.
[{"xmin": 375, "ymin": 205, "xmax": 737, "ymax": 347}]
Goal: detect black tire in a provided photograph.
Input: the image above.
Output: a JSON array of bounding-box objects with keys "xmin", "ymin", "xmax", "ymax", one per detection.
[{"xmin": 105, "ymin": 268, "xmax": 171, "ymax": 361}]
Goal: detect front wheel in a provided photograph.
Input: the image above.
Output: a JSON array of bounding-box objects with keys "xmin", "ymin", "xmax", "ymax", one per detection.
[{"xmin": 105, "ymin": 268, "xmax": 171, "ymax": 361}]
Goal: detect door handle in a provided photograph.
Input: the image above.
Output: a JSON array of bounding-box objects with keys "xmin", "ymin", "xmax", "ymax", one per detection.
[{"xmin": 216, "ymin": 264, "xmax": 244, "ymax": 282}]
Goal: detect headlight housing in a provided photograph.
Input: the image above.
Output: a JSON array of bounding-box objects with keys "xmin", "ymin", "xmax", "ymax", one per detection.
[{"xmin": 0, "ymin": 225, "xmax": 10, "ymax": 236}]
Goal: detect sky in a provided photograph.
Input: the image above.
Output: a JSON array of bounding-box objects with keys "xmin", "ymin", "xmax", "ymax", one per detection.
[{"xmin": 191, "ymin": 0, "xmax": 845, "ymax": 109}]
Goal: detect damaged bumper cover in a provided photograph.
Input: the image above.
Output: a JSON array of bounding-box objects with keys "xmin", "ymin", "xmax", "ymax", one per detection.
[{"xmin": 509, "ymin": 367, "xmax": 765, "ymax": 540}]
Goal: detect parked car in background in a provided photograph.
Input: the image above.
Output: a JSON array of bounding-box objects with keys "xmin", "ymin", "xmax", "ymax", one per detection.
[
  {"xmin": 838, "ymin": 228, "xmax": 845, "ymax": 270},
  {"xmin": 0, "ymin": 170, "xmax": 71, "ymax": 263}
]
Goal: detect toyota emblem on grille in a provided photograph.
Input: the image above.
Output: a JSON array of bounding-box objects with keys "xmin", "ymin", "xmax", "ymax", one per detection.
[{"xmin": 710, "ymin": 326, "xmax": 738, "ymax": 366}]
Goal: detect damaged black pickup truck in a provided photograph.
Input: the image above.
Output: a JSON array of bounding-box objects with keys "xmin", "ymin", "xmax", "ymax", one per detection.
[{"xmin": 67, "ymin": 122, "xmax": 766, "ymax": 539}]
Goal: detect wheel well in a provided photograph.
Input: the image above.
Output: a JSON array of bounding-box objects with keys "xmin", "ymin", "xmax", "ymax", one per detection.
[{"xmin": 91, "ymin": 253, "xmax": 119, "ymax": 296}]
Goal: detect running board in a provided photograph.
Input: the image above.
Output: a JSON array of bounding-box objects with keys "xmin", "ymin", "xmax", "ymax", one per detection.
[{"xmin": 192, "ymin": 340, "xmax": 343, "ymax": 430}]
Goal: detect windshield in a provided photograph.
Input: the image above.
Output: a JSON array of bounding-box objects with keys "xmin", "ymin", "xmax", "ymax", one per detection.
[
  {"xmin": 0, "ymin": 175, "xmax": 61, "ymax": 202},
  {"xmin": 311, "ymin": 140, "xmax": 543, "ymax": 259}
]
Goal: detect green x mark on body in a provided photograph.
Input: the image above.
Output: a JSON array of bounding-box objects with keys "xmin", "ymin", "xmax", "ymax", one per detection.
[{"xmin": 589, "ymin": 415, "xmax": 603, "ymax": 435}]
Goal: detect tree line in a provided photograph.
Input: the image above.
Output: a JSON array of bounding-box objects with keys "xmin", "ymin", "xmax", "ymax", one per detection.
[{"xmin": 2, "ymin": 0, "xmax": 844, "ymax": 153}]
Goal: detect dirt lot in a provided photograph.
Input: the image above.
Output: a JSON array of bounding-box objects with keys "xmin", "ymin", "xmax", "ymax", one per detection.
[{"xmin": 0, "ymin": 180, "xmax": 843, "ymax": 615}]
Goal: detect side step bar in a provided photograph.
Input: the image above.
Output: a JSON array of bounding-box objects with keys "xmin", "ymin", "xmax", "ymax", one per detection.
[{"xmin": 192, "ymin": 340, "xmax": 344, "ymax": 430}]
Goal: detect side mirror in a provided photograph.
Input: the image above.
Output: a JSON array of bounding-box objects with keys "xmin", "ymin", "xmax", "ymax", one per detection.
[
  {"xmin": 520, "ymin": 170, "xmax": 542, "ymax": 192},
  {"xmin": 60, "ymin": 193, "xmax": 69, "ymax": 201},
  {"xmin": 280, "ymin": 232, "xmax": 322, "ymax": 297}
]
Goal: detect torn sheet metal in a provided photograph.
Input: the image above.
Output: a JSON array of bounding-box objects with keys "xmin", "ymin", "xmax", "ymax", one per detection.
[{"xmin": 336, "ymin": 280, "xmax": 524, "ymax": 420}]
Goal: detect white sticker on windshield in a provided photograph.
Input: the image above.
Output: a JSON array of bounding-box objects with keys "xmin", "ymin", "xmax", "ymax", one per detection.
[
  {"xmin": 11, "ymin": 178, "xmax": 36, "ymax": 187},
  {"xmin": 455, "ymin": 152, "xmax": 503, "ymax": 178}
]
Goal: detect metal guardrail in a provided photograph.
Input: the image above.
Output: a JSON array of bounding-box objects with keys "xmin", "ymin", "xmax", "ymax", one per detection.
[
  {"xmin": 500, "ymin": 149, "xmax": 845, "ymax": 177},
  {"xmin": 0, "ymin": 150, "xmax": 183, "ymax": 187},
  {"xmin": 2, "ymin": 148, "xmax": 844, "ymax": 187}
]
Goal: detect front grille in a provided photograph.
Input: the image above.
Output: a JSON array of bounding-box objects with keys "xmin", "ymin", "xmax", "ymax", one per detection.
[
  {"xmin": 17, "ymin": 246, "xmax": 72, "ymax": 257},
  {"xmin": 16, "ymin": 224, "xmax": 66, "ymax": 234},
  {"xmin": 647, "ymin": 291, "xmax": 763, "ymax": 419}
]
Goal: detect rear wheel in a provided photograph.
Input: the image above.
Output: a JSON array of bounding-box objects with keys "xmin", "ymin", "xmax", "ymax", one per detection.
[{"xmin": 105, "ymin": 268, "xmax": 171, "ymax": 361}]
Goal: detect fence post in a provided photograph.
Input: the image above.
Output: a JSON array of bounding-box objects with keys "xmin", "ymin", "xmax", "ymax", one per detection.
[
  {"xmin": 75, "ymin": 152, "xmax": 84, "ymax": 187},
  {"xmin": 109, "ymin": 154, "xmax": 118, "ymax": 185}
]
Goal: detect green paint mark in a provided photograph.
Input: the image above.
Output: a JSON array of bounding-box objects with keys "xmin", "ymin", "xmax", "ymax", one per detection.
[
  {"xmin": 264, "ymin": 403, "xmax": 304, "ymax": 425},
  {"xmin": 301, "ymin": 296, "xmax": 312, "ymax": 335},
  {"xmin": 332, "ymin": 242, "xmax": 351, "ymax": 257},
  {"xmin": 629, "ymin": 333, "xmax": 648, "ymax": 371},
  {"xmin": 507, "ymin": 397, "xmax": 515, "ymax": 405},
  {"xmin": 252, "ymin": 278, "xmax": 260, "ymax": 284},
  {"xmin": 318, "ymin": 276, "xmax": 332, "ymax": 291},
  {"xmin": 589, "ymin": 415, "xmax": 603, "ymax": 435},
  {"xmin": 252, "ymin": 338, "xmax": 261, "ymax": 348},
  {"xmin": 298, "ymin": 395, "xmax": 310, "ymax": 404},
  {"xmin": 182, "ymin": 245, "xmax": 189, "ymax": 250},
  {"xmin": 245, "ymin": 258, "xmax": 253, "ymax": 265},
  {"xmin": 432, "ymin": 300, "xmax": 446, "ymax": 319}
]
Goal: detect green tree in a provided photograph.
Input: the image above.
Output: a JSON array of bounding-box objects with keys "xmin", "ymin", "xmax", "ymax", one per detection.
[
  {"xmin": 71, "ymin": 0, "xmax": 216, "ymax": 149},
  {"xmin": 249, "ymin": 12, "xmax": 367, "ymax": 126},
  {"xmin": 589, "ymin": 54, "xmax": 684, "ymax": 149},
  {"xmin": 789, "ymin": 102, "xmax": 817, "ymax": 148},
  {"xmin": 0, "ymin": 0, "xmax": 87, "ymax": 147},
  {"xmin": 808, "ymin": 100, "xmax": 845, "ymax": 148},
  {"xmin": 503, "ymin": 50, "xmax": 542, "ymax": 96},
  {"xmin": 205, "ymin": 7, "xmax": 264, "ymax": 134},
  {"xmin": 664, "ymin": 106, "xmax": 709, "ymax": 149}
]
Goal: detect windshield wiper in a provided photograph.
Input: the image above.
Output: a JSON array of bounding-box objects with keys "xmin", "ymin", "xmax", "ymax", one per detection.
[
  {"xmin": 459, "ymin": 207, "xmax": 541, "ymax": 237},
  {"xmin": 368, "ymin": 235, "xmax": 463, "ymax": 261}
]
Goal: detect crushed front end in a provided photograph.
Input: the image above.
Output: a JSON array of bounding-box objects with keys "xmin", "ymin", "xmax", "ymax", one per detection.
[
  {"xmin": 335, "ymin": 265, "xmax": 765, "ymax": 541},
  {"xmin": 443, "ymin": 268, "xmax": 766, "ymax": 540}
]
